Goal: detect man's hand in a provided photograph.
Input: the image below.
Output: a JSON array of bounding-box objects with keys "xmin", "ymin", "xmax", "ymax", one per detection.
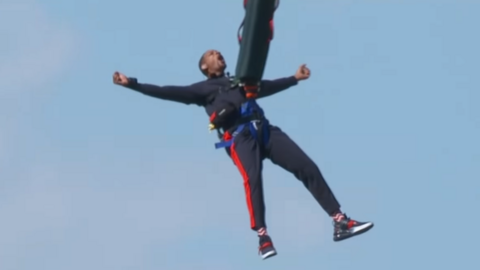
[
  {"xmin": 112, "ymin": 71, "xmax": 130, "ymax": 86},
  {"xmin": 294, "ymin": 64, "xmax": 310, "ymax": 81}
]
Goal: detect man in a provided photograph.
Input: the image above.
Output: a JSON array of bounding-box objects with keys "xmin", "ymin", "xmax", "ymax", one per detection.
[{"xmin": 112, "ymin": 49, "xmax": 374, "ymax": 260}]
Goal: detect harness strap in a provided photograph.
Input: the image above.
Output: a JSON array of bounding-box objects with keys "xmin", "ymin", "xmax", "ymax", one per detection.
[
  {"xmin": 214, "ymin": 119, "xmax": 270, "ymax": 149},
  {"xmin": 214, "ymin": 99, "xmax": 269, "ymax": 149}
]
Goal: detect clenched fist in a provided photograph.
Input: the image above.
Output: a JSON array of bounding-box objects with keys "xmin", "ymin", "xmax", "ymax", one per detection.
[
  {"xmin": 294, "ymin": 64, "xmax": 310, "ymax": 81},
  {"xmin": 112, "ymin": 71, "xmax": 129, "ymax": 86}
]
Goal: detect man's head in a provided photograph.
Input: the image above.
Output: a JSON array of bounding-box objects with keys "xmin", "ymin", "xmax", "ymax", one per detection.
[{"xmin": 198, "ymin": 49, "xmax": 226, "ymax": 78}]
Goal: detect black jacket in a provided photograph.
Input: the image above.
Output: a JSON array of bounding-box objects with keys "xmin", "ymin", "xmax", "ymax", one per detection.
[{"xmin": 126, "ymin": 75, "xmax": 298, "ymax": 130}]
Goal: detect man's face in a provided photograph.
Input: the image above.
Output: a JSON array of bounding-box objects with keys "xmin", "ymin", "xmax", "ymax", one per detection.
[{"xmin": 202, "ymin": 50, "xmax": 226, "ymax": 76}]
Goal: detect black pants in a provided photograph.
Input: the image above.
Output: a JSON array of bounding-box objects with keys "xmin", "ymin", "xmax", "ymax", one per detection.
[{"xmin": 226, "ymin": 124, "xmax": 341, "ymax": 230}]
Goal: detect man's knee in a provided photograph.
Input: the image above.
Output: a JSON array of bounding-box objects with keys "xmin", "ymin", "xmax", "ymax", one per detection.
[{"xmin": 295, "ymin": 159, "xmax": 323, "ymax": 179}]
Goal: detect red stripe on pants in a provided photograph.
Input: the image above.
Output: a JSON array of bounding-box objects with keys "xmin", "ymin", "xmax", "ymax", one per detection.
[{"xmin": 230, "ymin": 143, "xmax": 256, "ymax": 229}]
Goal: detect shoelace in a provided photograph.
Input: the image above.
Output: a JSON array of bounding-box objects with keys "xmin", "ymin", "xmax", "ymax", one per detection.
[{"xmin": 332, "ymin": 214, "xmax": 358, "ymax": 231}]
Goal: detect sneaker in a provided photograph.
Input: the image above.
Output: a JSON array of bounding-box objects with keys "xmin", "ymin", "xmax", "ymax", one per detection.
[
  {"xmin": 258, "ymin": 235, "xmax": 277, "ymax": 260},
  {"xmin": 333, "ymin": 214, "xmax": 374, "ymax": 242}
]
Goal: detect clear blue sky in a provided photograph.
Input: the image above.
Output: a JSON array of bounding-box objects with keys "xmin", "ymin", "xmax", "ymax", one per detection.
[{"xmin": 1, "ymin": 0, "xmax": 479, "ymax": 269}]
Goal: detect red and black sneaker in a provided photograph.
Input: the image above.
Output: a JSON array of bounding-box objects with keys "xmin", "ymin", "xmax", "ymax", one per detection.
[
  {"xmin": 258, "ymin": 235, "xmax": 277, "ymax": 260},
  {"xmin": 333, "ymin": 214, "xmax": 374, "ymax": 242}
]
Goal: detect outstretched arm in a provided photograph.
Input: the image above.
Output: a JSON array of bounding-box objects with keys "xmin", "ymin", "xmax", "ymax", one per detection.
[
  {"xmin": 126, "ymin": 78, "xmax": 209, "ymax": 106},
  {"xmin": 113, "ymin": 72, "xmax": 212, "ymax": 106},
  {"xmin": 257, "ymin": 76, "xmax": 298, "ymax": 98},
  {"xmin": 257, "ymin": 64, "xmax": 311, "ymax": 99}
]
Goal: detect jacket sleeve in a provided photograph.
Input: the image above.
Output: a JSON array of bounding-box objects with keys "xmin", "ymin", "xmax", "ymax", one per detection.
[
  {"xmin": 124, "ymin": 78, "xmax": 211, "ymax": 106},
  {"xmin": 257, "ymin": 76, "xmax": 298, "ymax": 99}
]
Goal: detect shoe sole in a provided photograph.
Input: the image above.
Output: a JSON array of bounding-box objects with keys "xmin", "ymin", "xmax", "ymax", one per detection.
[
  {"xmin": 333, "ymin": 222, "xmax": 374, "ymax": 242},
  {"xmin": 261, "ymin": 250, "xmax": 277, "ymax": 260}
]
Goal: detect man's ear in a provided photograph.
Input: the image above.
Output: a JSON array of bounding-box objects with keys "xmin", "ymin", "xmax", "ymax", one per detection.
[{"xmin": 201, "ymin": 63, "xmax": 208, "ymax": 72}]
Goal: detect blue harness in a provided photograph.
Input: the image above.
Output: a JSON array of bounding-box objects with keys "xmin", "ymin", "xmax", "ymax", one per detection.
[{"xmin": 214, "ymin": 99, "xmax": 270, "ymax": 149}]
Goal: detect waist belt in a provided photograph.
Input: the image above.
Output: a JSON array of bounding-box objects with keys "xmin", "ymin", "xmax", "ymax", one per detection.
[{"xmin": 214, "ymin": 100, "xmax": 269, "ymax": 149}]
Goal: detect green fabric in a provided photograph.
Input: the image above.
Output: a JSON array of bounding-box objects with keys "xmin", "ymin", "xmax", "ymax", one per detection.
[{"xmin": 235, "ymin": 0, "xmax": 277, "ymax": 84}]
